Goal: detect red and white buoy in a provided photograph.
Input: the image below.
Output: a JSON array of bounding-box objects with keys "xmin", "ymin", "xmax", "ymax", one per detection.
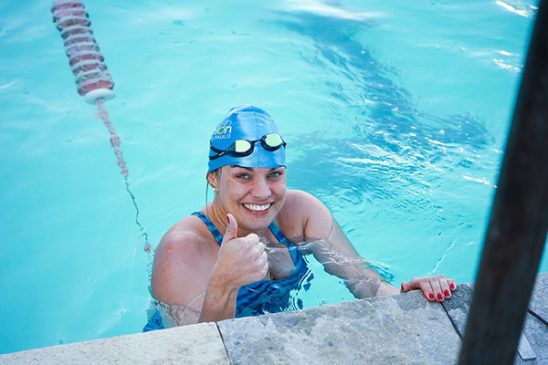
[
  {"xmin": 51, "ymin": 1, "xmax": 151, "ymax": 254},
  {"xmin": 51, "ymin": 0, "xmax": 115, "ymax": 103}
]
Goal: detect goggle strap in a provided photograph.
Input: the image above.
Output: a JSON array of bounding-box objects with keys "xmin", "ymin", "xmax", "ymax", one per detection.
[
  {"xmin": 210, "ymin": 144, "xmax": 225, "ymax": 153},
  {"xmin": 209, "ymin": 134, "xmax": 286, "ymax": 160}
]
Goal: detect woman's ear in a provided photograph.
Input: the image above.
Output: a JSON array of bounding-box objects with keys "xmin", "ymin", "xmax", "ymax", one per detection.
[{"xmin": 207, "ymin": 171, "xmax": 218, "ymax": 191}]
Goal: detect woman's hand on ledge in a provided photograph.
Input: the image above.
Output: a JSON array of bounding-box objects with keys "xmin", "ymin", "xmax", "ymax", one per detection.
[{"xmin": 400, "ymin": 275, "xmax": 456, "ymax": 302}]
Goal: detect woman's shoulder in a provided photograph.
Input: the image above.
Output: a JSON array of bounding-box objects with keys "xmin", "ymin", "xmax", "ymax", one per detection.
[
  {"xmin": 155, "ymin": 214, "xmax": 216, "ymax": 259},
  {"xmin": 283, "ymin": 189, "xmax": 329, "ymax": 215},
  {"xmin": 278, "ymin": 190, "xmax": 332, "ymax": 239},
  {"xmin": 151, "ymin": 214, "xmax": 216, "ymax": 304}
]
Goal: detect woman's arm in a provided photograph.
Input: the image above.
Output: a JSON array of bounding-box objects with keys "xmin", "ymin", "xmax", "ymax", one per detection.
[
  {"xmin": 289, "ymin": 190, "xmax": 392, "ymax": 298},
  {"xmin": 151, "ymin": 230, "xmax": 234, "ymax": 324},
  {"xmin": 308, "ymin": 220, "xmax": 399, "ymax": 298},
  {"xmin": 152, "ymin": 214, "xmax": 269, "ymax": 324},
  {"xmin": 299, "ymin": 195, "xmax": 396, "ymax": 297},
  {"xmin": 297, "ymin": 191, "xmax": 455, "ymax": 301}
]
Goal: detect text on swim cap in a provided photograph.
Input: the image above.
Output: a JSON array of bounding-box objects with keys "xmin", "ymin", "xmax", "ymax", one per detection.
[{"xmin": 212, "ymin": 120, "xmax": 232, "ymax": 140}]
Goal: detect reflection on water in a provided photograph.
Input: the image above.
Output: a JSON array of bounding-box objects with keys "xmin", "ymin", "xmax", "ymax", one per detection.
[
  {"xmin": 495, "ymin": 0, "xmax": 537, "ymax": 17},
  {"xmin": 280, "ymin": 0, "xmax": 381, "ymax": 21}
]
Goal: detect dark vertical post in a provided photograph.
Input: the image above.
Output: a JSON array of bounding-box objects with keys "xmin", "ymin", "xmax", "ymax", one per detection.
[{"xmin": 457, "ymin": 1, "xmax": 548, "ymax": 364}]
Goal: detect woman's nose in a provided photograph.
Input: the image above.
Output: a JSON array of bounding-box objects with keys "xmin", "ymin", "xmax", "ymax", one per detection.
[{"xmin": 251, "ymin": 177, "xmax": 270, "ymax": 199}]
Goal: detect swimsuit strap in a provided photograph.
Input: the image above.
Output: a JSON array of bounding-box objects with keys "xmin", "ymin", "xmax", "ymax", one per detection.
[
  {"xmin": 269, "ymin": 221, "xmax": 299, "ymax": 263},
  {"xmin": 191, "ymin": 211, "xmax": 223, "ymax": 245},
  {"xmin": 192, "ymin": 212, "xmax": 298, "ymax": 262},
  {"xmin": 268, "ymin": 221, "xmax": 289, "ymax": 245}
]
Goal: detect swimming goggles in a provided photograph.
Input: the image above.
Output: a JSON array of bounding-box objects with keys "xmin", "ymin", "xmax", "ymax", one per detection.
[{"xmin": 209, "ymin": 133, "xmax": 286, "ymax": 160}]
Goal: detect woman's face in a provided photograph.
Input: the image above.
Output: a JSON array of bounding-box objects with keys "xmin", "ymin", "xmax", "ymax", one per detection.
[{"xmin": 213, "ymin": 165, "xmax": 287, "ymax": 232}]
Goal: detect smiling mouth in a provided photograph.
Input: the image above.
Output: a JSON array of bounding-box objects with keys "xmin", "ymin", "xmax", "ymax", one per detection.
[{"xmin": 243, "ymin": 203, "xmax": 272, "ymax": 212}]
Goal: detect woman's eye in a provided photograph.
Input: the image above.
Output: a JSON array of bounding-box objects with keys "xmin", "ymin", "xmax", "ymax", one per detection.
[
  {"xmin": 235, "ymin": 173, "xmax": 251, "ymax": 180},
  {"xmin": 268, "ymin": 171, "xmax": 283, "ymax": 178}
]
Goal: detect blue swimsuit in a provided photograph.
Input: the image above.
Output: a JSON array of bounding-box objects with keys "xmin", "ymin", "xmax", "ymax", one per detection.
[
  {"xmin": 143, "ymin": 212, "xmax": 310, "ymax": 331},
  {"xmin": 191, "ymin": 211, "xmax": 309, "ymax": 317}
]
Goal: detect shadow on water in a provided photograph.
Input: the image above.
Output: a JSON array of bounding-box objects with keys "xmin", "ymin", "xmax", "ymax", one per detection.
[{"xmin": 275, "ymin": 10, "xmax": 492, "ymax": 210}]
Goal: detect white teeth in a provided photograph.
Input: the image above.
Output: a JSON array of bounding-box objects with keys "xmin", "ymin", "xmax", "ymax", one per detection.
[{"xmin": 244, "ymin": 203, "xmax": 271, "ymax": 211}]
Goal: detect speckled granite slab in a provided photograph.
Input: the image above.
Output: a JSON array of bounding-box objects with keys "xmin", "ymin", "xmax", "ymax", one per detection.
[
  {"xmin": 218, "ymin": 291, "xmax": 460, "ymax": 365},
  {"xmin": 530, "ymin": 272, "xmax": 548, "ymax": 325},
  {"xmin": 2, "ymin": 273, "xmax": 545, "ymax": 365},
  {"xmin": 0, "ymin": 322, "xmax": 229, "ymax": 365},
  {"xmin": 442, "ymin": 272, "xmax": 548, "ymax": 365}
]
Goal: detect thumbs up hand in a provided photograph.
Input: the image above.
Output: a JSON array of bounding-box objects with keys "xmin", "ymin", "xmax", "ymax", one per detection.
[{"xmin": 210, "ymin": 214, "xmax": 270, "ymax": 292}]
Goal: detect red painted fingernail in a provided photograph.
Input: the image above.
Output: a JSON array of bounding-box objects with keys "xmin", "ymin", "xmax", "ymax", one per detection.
[
  {"xmin": 450, "ymin": 283, "xmax": 456, "ymax": 290},
  {"xmin": 444, "ymin": 290, "xmax": 450, "ymax": 297},
  {"xmin": 428, "ymin": 293, "xmax": 435, "ymax": 300},
  {"xmin": 437, "ymin": 293, "xmax": 443, "ymax": 301}
]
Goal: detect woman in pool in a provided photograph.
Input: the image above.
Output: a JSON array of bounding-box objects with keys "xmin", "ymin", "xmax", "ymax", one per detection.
[{"xmin": 148, "ymin": 105, "xmax": 456, "ymax": 327}]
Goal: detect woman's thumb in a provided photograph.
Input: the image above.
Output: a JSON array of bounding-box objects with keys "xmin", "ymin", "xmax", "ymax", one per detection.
[{"xmin": 223, "ymin": 213, "xmax": 238, "ymax": 241}]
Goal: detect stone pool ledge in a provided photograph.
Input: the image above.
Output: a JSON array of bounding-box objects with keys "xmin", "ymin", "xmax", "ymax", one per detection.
[{"xmin": 1, "ymin": 272, "xmax": 546, "ymax": 365}]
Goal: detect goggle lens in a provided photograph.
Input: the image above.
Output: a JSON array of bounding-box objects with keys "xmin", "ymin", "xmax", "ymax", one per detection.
[
  {"xmin": 263, "ymin": 133, "xmax": 284, "ymax": 150},
  {"xmin": 234, "ymin": 140, "xmax": 252, "ymax": 153}
]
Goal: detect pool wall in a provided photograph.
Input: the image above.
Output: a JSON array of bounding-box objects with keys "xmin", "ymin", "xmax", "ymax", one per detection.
[{"xmin": 1, "ymin": 272, "xmax": 546, "ymax": 365}]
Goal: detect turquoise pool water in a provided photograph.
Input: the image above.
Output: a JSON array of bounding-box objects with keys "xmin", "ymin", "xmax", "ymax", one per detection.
[{"xmin": 1, "ymin": 0, "xmax": 545, "ymax": 354}]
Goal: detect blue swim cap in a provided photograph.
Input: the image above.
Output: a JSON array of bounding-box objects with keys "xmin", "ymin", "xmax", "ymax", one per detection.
[{"xmin": 208, "ymin": 105, "xmax": 286, "ymax": 172}]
